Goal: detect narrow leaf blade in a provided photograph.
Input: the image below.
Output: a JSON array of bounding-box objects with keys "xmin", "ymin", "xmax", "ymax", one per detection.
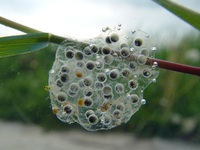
[
  {"xmin": 153, "ymin": 0, "xmax": 200, "ymax": 30},
  {"xmin": 0, "ymin": 33, "xmax": 50, "ymax": 58}
]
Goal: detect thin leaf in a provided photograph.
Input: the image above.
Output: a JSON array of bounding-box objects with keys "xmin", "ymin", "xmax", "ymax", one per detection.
[
  {"xmin": 153, "ymin": 0, "xmax": 200, "ymax": 30},
  {"xmin": 0, "ymin": 33, "xmax": 50, "ymax": 58}
]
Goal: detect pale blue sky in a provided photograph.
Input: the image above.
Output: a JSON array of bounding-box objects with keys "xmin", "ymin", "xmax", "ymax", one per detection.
[{"xmin": 0, "ymin": 0, "xmax": 199, "ymax": 45}]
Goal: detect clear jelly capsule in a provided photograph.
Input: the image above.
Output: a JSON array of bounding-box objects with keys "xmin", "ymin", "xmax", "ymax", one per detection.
[{"xmin": 48, "ymin": 25, "xmax": 159, "ymax": 131}]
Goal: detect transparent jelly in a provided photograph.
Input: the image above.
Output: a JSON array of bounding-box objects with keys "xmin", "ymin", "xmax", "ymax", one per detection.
[{"xmin": 48, "ymin": 25, "xmax": 159, "ymax": 131}]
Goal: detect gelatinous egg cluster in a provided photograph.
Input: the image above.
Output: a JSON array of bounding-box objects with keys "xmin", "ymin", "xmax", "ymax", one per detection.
[{"xmin": 48, "ymin": 25, "xmax": 159, "ymax": 131}]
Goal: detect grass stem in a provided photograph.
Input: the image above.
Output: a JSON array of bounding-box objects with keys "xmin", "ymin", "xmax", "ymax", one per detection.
[
  {"xmin": 147, "ymin": 57, "xmax": 200, "ymax": 76},
  {"xmin": 0, "ymin": 16, "xmax": 41, "ymax": 33},
  {"xmin": 1, "ymin": 15, "xmax": 200, "ymax": 76}
]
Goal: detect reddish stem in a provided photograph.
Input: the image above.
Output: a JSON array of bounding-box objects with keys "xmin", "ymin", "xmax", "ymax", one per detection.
[{"xmin": 146, "ymin": 57, "xmax": 200, "ymax": 76}]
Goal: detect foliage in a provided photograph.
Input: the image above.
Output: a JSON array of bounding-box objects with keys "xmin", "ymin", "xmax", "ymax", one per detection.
[
  {"xmin": 0, "ymin": 33, "xmax": 49, "ymax": 58},
  {"xmin": 153, "ymin": 0, "xmax": 200, "ymax": 30}
]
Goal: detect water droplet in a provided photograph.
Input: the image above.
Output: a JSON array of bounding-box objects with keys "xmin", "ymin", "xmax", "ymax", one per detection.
[
  {"xmin": 113, "ymin": 53, "xmax": 118, "ymax": 57},
  {"xmin": 131, "ymin": 30, "xmax": 136, "ymax": 34},
  {"xmin": 153, "ymin": 62, "xmax": 158, "ymax": 66},
  {"xmin": 130, "ymin": 48, "xmax": 134, "ymax": 52},
  {"xmin": 49, "ymin": 69, "xmax": 55, "ymax": 74},
  {"xmin": 141, "ymin": 99, "xmax": 146, "ymax": 105},
  {"xmin": 105, "ymin": 68, "xmax": 110, "ymax": 74},
  {"xmin": 96, "ymin": 54, "xmax": 100, "ymax": 59},
  {"xmin": 152, "ymin": 78, "xmax": 157, "ymax": 83},
  {"xmin": 113, "ymin": 110, "xmax": 122, "ymax": 119},
  {"xmin": 152, "ymin": 47, "xmax": 157, "ymax": 51},
  {"xmin": 102, "ymin": 26, "xmax": 109, "ymax": 32}
]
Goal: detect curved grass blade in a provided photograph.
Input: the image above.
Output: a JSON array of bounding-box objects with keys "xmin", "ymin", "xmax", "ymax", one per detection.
[
  {"xmin": 153, "ymin": 0, "xmax": 200, "ymax": 30},
  {"xmin": 0, "ymin": 33, "xmax": 50, "ymax": 58}
]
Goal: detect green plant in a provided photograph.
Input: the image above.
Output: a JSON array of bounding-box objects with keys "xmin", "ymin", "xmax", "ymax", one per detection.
[{"xmin": 153, "ymin": 0, "xmax": 200, "ymax": 30}]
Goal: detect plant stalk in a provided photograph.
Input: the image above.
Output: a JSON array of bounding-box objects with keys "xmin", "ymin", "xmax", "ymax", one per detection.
[
  {"xmin": 0, "ymin": 16, "xmax": 88, "ymax": 46},
  {"xmin": 1, "ymin": 15, "xmax": 200, "ymax": 76},
  {"xmin": 146, "ymin": 57, "xmax": 200, "ymax": 76},
  {"xmin": 0, "ymin": 16, "xmax": 41, "ymax": 33}
]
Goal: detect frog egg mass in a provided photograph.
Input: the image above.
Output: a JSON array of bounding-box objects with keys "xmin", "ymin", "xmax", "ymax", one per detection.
[{"xmin": 48, "ymin": 25, "xmax": 159, "ymax": 131}]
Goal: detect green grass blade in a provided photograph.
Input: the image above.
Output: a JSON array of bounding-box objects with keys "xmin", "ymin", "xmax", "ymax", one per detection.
[
  {"xmin": 153, "ymin": 0, "xmax": 200, "ymax": 30},
  {"xmin": 0, "ymin": 33, "xmax": 50, "ymax": 58}
]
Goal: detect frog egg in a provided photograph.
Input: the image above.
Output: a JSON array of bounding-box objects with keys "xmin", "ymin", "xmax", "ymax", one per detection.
[
  {"xmin": 140, "ymin": 48, "xmax": 149, "ymax": 56},
  {"xmin": 128, "ymin": 80, "xmax": 138, "ymax": 90},
  {"xmin": 101, "ymin": 114, "xmax": 112, "ymax": 125},
  {"xmin": 137, "ymin": 55, "xmax": 147, "ymax": 65},
  {"xmin": 65, "ymin": 50, "xmax": 74, "ymax": 59},
  {"xmin": 105, "ymin": 36, "xmax": 112, "ymax": 44},
  {"xmin": 84, "ymin": 46, "xmax": 92, "ymax": 56},
  {"xmin": 74, "ymin": 67, "xmax": 84, "ymax": 78},
  {"xmin": 104, "ymin": 55, "xmax": 114, "ymax": 64},
  {"xmin": 84, "ymin": 97, "xmax": 93, "ymax": 107},
  {"xmin": 95, "ymin": 81, "xmax": 104, "ymax": 90},
  {"xmin": 142, "ymin": 68, "xmax": 151, "ymax": 77},
  {"xmin": 78, "ymin": 79, "xmax": 85, "ymax": 88},
  {"xmin": 113, "ymin": 110, "xmax": 123, "ymax": 119},
  {"xmin": 86, "ymin": 61, "xmax": 95, "ymax": 71},
  {"xmin": 76, "ymin": 61, "xmax": 85, "ymax": 68},
  {"xmin": 120, "ymin": 43, "xmax": 128, "ymax": 49},
  {"xmin": 77, "ymin": 98, "xmax": 84, "ymax": 107},
  {"xmin": 134, "ymin": 38, "xmax": 143, "ymax": 46},
  {"xmin": 109, "ymin": 69, "xmax": 120, "ymax": 80},
  {"xmin": 129, "ymin": 61, "xmax": 138, "ymax": 70},
  {"xmin": 52, "ymin": 106, "xmax": 59, "ymax": 114},
  {"xmin": 57, "ymin": 92, "xmax": 67, "ymax": 102},
  {"xmin": 102, "ymin": 85, "xmax": 112, "ymax": 96},
  {"xmin": 116, "ymin": 103, "xmax": 125, "ymax": 112},
  {"xmin": 63, "ymin": 104, "xmax": 74, "ymax": 115},
  {"xmin": 95, "ymin": 61, "xmax": 104, "ymax": 70},
  {"xmin": 129, "ymin": 94, "xmax": 139, "ymax": 104},
  {"xmin": 96, "ymin": 73, "xmax": 107, "ymax": 82},
  {"xmin": 121, "ymin": 68, "xmax": 131, "ymax": 78},
  {"xmin": 90, "ymin": 44, "xmax": 99, "ymax": 53},
  {"xmin": 61, "ymin": 65, "xmax": 70, "ymax": 73},
  {"xmin": 69, "ymin": 83, "xmax": 79, "ymax": 93},
  {"xmin": 68, "ymin": 90, "xmax": 77, "ymax": 97},
  {"xmin": 83, "ymin": 88, "xmax": 93, "ymax": 97},
  {"xmin": 74, "ymin": 51, "xmax": 84, "ymax": 60},
  {"xmin": 60, "ymin": 73, "xmax": 69, "ymax": 83},
  {"xmin": 109, "ymin": 32, "xmax": 119, "ymax": 42},
  {"xmin": 56, "ymin": 79, "xmax": 63, "ymax": 87},
  {"xmin": 102, "ymin": 46, "xmax": 111, "ymax": 55},
  {"xmin": 115, "ymin": 83, "xmax": 124, "ymax": 94},
  {"xmin": 100, "ymin": 102, "xmax": 112, "ymax": 112},
  {"xmin": 85, "ymin": 110, "xmax": 95, "ymax": 118},
  {"xmin": 83, "ymin": 77, "xmax": 93, "ymax": 86},
  {"xmin": 120, "ymin": 47, "xmax": 130, "ymax": 58},
  {"xmin": 88, "ymin": 114, "xmax": 99, "ymax": 125},
  {"xmin": 103, "ymin": 94, "xmax": 113, "ymax": 100}
]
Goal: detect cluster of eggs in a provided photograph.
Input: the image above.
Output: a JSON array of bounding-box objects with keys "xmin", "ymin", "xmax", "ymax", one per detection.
[{"xmin": 48, "ymin": 25, "xmax": 159, "ymax": 131}]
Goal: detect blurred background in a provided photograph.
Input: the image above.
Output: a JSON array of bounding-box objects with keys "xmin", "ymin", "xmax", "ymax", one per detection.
[{"xmin": 0, "ymin": 0, "xmax": 200, "ymax": 149}]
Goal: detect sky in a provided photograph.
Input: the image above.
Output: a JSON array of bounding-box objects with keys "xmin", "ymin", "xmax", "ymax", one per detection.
[{"xmin": 0, "ymin": 0, "xmax": 199, "ymax": 46}]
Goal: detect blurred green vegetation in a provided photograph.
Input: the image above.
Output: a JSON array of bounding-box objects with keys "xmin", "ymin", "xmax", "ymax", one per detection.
[{"xmin": 0, "ymin": 34, "xmax": 200, "ymax": 142}]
